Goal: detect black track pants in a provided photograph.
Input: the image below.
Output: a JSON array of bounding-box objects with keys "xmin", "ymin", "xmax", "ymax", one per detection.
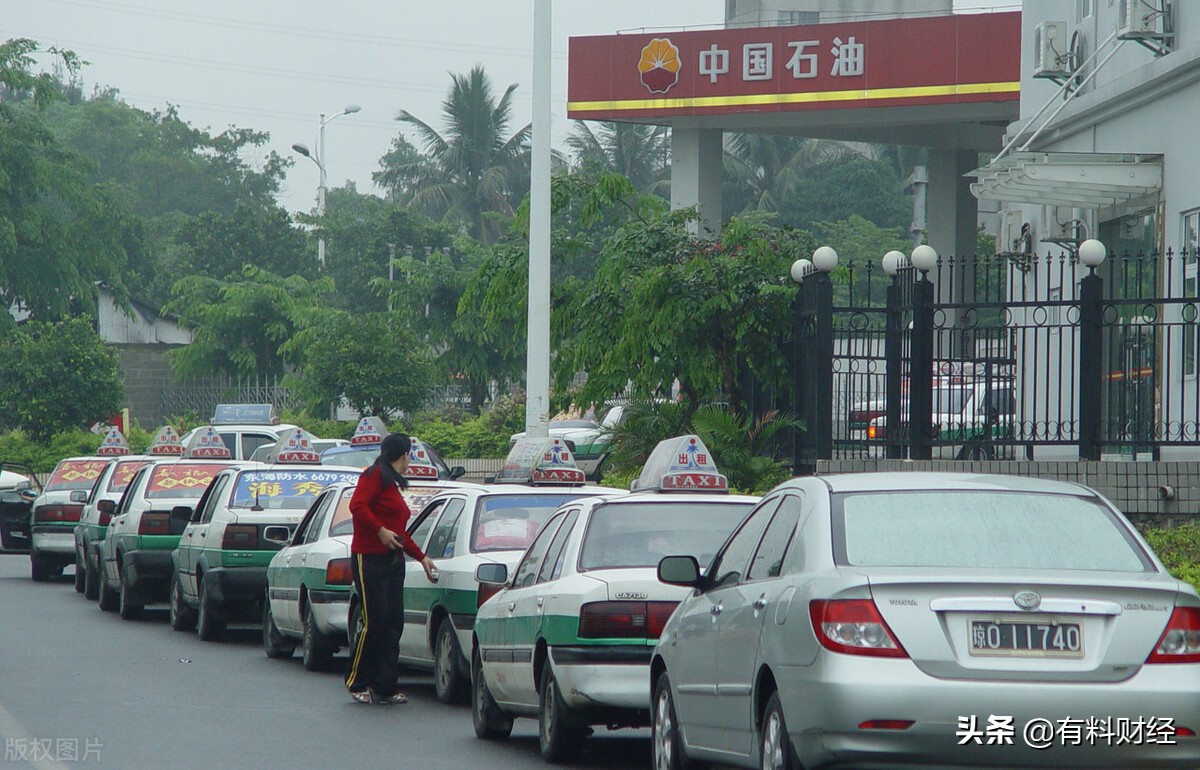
[{"xmin": 345, "ymin": 552, "xmax": 406, "ymax": 697}]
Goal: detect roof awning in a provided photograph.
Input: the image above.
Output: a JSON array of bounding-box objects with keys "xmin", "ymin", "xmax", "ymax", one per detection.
[{"xmin": 969, "ymin": 152, "xmax": 1161, "ymax": 209}]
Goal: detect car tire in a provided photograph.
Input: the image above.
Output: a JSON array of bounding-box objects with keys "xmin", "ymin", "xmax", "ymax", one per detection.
[
  {"xmin": 302, "ymin": 606, "xmax": 335, "ymax": 672},
  {"xmin": 170, "ymin": 573, "xmax": 197, "ymax": 632},
  {"xmin": 30, "ymin": 551, "xmax": 54, "ymax": 583},
  {"xmin": 434, "ymin": 618, "xmax": 468, "ymax": 704},
  {"xmin": 118, "ymin": 565, "xmax": 143, "ymax": 621},
  {"xmin": 760, "ymin": 692, "xmax": 797, "ymax": 770},
  {"xmin": 83, "ymin": 550, "xmax": 100, "ymax": 601},
  {"xmin": 262, "ymin": 597, "xmax": 296, "ymax": 659},
  {"xmin": 472, "ymin": 646, "xmax": 513, "ymax": 740},
  {"xmin": 653, "ymin": 672, "xmax": 704, "ymax": 770},
  {"xmin": 348, "ymin": 600, "xmax": 363, "ymax": 655},
  {"xmin": 97, "ymin": 564, "xmax": 119, "ymax": 612},
  {"xmin": 73, "ymin": 547, "xmax": 86, "ymax": 593},
  {"xmin": 197, "ymin": 578, "xmax": 226, "ymax": 642},
  {"xmin": 538, "ymin": 664, "xmax": 586, "ymax": 763}
]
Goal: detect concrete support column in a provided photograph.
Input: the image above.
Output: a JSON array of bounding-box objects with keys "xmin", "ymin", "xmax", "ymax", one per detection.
[
  {"xmin": 927, "ymin": 149, "xmax": 979, "ymax": 259},
  {"xmin": 670, "ymin": 127, "xmax": 723, "ymax": 235}
]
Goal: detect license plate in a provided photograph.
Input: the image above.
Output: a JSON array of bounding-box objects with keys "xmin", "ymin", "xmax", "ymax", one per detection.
[{"xmin": 969, "ymin": 618, "xmax": 1083, "ymax": 658}]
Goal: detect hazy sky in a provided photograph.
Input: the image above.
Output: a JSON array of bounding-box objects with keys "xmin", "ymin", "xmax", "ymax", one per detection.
[{"xmin": 3, "ymin": 0, "xmax": 1018, "ymax": 213}]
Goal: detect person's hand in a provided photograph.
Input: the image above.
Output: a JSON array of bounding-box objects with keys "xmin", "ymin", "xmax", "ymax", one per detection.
[
  {"xmin": 421, "ymin": 556, "xmax": 439, "ymax": 583},
  {"xmin": 377, "ymin": 526, "xmax": 402, "ymax": 550}
]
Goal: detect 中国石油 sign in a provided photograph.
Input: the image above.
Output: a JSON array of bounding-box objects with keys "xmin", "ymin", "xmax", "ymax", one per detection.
[{"xmin": 567, "ymin": 12, "xmax": 1019, "ymax": 120}]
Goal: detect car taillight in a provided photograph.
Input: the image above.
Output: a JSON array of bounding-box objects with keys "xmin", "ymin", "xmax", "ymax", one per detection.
[
  {"xmin": 477, "ymin": 582, "xmax": 503, "ymax": 608},
  {"xmin": 578, "ymin": 601, "xmax": 678, "ymax": 640},
  {"xmin": 810, "ymin": 599, "xmax": 908, "ymax": 658},
  {"xmin": 34, "ymin": 504, "xmax": 84, "ymax": 523},
  {"xmin": 867, "ymin": 424, "xmax": 883, "ymax": 440},
  {"xmin": 222, "ymin": 525, "xmax": 259, "ymax": 550},
  {"xmin": 1146, "ymin": 607, "xmax": 1200, "ymax": 664},
  {"xmin": 326, "ymin": 558, "xmax": 353, "ymax": 586},
  {"xmin": 138, "ymin": 511, "xmax": 171, "ymax": 536}
]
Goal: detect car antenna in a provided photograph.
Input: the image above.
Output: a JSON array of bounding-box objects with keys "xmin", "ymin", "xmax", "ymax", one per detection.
[{"xmin": 252, "ymin": 489, "xmax": 263, "ymax": 512}]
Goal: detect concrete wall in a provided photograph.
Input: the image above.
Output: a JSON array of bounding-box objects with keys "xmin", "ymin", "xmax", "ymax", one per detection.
[
  {"xmin": 115, "ymin": 345, "xmax": 183, "ymax": 429},
  {"xmin": 818, "ymin": 458, "xmax": 1200, "ymax": 529}
]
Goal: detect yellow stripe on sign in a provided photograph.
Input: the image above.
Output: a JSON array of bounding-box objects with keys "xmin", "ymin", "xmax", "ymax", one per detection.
[{"xmin": 567, "ymin": 80, "xmax": 1020, "ymax": 113}]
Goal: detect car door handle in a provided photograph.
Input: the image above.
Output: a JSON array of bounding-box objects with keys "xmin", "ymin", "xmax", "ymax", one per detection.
[
  {"xmin": 753, "ymin": 596, "xmax": 768, "ymax": 610},
  {"xmin": 508, "ymin": 602, "xmax": 516, "ymax": 612},
  {"xmin": 710, "ymin": 604, "xmax": 723, "ymax": 616},
  {"xmin": 536, "ymin": 597, "xmax": 544, "ymax": 607}
]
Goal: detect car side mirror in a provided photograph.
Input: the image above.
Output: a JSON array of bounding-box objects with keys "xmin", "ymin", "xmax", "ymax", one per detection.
[
  {"xmin": 263, "ymin": 525, "xmax": 291, "ymax": 545},
  {"xmin": 98, "ymin": 499, "xmax": 116, "ymax": 515},
  {"xmin": 69, "ymin": 490, "xmax": 88, "ymax": 503},
  {"xmin": 449, "ymin": 466, "xmax": 466, "ymax": 481},
  {"xmin": 658, "ymin": 555, "xmax": 702, "ymax": 587},
  {"xmin": 170, "ymin": 506, "xmax": 194, "ymax": 534},
  {"xmin": 19, "ymin": 489, "xmax": 37, "ymax": 502},
  {"xmin": 475, "ymin": 563, "xmax": 508, "ymax": 586}
]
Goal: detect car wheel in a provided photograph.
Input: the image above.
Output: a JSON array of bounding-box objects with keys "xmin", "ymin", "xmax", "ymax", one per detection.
[
  {"xmin": 302, "ymin": 607, "xmax": 335, "ymax": 671},
  {"xmin": 97, "ymin": 564, "xmax": 119, "ymax": 612},
  {"xmin": 197, "ymin": 578, "xmax": 226, "ymax": 642},
  {"xmin": 348, "ymin": 600, "xmax": 363, "ymax": 654},
  {"xmin": 83, "ymin": 549, "xmax": 100, "ymax": 600},
  {"xmin": 118, "ymin": 565, "xmax": 143, "ymax": 620},
  {"xmin": 169, "ymin": 572, "xmax": 197, "ymax": 631},
  {"xmin": 653, "ymin": 672, "xmax": 704, "ymax": 770},
  {"xmin": 73, "ymin": 547, "xmax": 86, "ymax": 593},
  {"xmin": 538, "ymin": 664, "xmax": 586, "ymax": 763},
  {"xmin": 30, "ymin": 551, "xmax": 53, "ymax": 583},
  {"xmin": 434, "ymin": 618, "xmax": 467, "ymax": 704},
  {"xmin": 262, "ymin": 597, "xmax": 296, "ymax": 659},
  {"xmin": 760, "ymin": 692, "xmax": 797, "ymax": 770},
  {"xmin": 472, "ymin": 646, "xmax": 513, "ymax": 740}
]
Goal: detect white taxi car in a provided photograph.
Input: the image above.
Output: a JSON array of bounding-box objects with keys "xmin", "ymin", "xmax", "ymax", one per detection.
[
  {"xmin": 471, "ymin": 436, "xmax": 757, "ymax": 762},
  {"xmin": 650, "ymin": 473, "xmax": 1200, "ymax": 770},
  {"xmin": 28, "ymin": 432, "xmax": 127, "ymax": 582},
  {"xmin": 99, "ymin": 427, "xmax": 240, "ymax": 619},
  {"xmin": 172, "ymin": 429, "xmax": 360, "ymax": 641},
  {"xmin": 179, "ymin": 403, "xmax": 298, "ymax": 461},
  {"xmin": 263, "ymin": 417, "xmax": 476, "ymax": 671},
  {"xmin": 74, "ymin": 427, "xmax": 174, "ymax": 597},
  {"xmin": 386, "ymin": 437, "xmax": 620, "ymax": 705}
]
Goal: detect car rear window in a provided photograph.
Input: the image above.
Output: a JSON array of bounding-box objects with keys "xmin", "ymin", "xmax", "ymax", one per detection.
[
  {"xmin": 232, "ymin": 469, "xmax": 361, "ymax": 510},
  {"xmin": 107, "ymin": 460, "xmax": 150, "ymax": 493},
  {"xmin": 45, "ymin": 460, "xmax": 110, "ymax": 492},
  {"xmin": 328, "ymin": 484, "xmax": 442, "ymax": 538},
  {"xmin": 836, "ymin": 491, "xmax": 1152, "ymax": 572},
  {"xmin": 578, "ymin": 501, "xmax": 753, "ymax": 571},
  {"xmin": 145, "ymin": 463, "xmax": 232, "ymax": 500},
  {"xmin": 471, "ymin": 493, "xmax": 588, "ymax": 553}
]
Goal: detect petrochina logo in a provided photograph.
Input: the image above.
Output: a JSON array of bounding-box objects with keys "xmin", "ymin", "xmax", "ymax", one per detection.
[{"xmin": 639, "ymin": 38, "xmax": 680, "ymax": 94}]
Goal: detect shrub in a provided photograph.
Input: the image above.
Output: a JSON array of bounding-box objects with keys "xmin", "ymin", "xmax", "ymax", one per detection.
[{"xmin": 1144, "ymin": 522, "xmax": 1200, "ymax": 592}]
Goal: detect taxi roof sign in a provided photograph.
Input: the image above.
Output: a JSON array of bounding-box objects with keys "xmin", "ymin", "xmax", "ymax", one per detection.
[
  {"xmin": 147, "ymin": 426, "xmax": 185, "ymax": 456},
  {"xmin": 404, "ymin": 437, "xmax": 441, "ymax": 479},
  {"xmin": 349, "ymin": 416, "xmax": 387, "ymax": 446},
  {"xmin": 267, "ymin": 428, "xmax": 322, "ymax": 465},
  {"xmin": 182, "ymin": 426, "xmax": 233, "ymax": 460},
  {"xmin": 495, "ymin": 437, "xmax": 586, "ymax": 486},
  {"xmin": 212, "ymin": 403, "xmax": 278, "ymax": 426},
  {"xmin": 96, "ymin": 428, "xmax": 131, "ymax": 456},
  {"xmin": 632, "ymin": 435, "xmax": 728, "ymax": 493}
]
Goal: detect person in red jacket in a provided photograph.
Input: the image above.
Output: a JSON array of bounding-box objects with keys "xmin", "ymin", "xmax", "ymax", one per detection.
[{"xmin": 345, "ymin": 432, "xmax": 438, "ymax": 704}]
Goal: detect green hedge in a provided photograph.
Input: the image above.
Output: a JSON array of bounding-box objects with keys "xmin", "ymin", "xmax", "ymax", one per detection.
[{"xmin": 1144, "ymin": 522, "xmax": 1200, "ymax": 593}]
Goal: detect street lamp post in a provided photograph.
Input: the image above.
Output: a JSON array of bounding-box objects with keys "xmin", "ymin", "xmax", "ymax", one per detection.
[{"xmin": 292, "ymin": 104, "xmax": 361, "ymax": 267}]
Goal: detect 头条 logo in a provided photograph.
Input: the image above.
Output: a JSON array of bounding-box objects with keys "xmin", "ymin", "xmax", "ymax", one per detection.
[{"xmin": 639, "ymin": 38, "xmax": 681, "ymax": 94}]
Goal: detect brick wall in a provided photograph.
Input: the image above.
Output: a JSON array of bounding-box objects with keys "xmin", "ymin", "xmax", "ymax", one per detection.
[
  {"xmin": 115, "ymin": 344, "xmax": 182, "ymax": 428},
  {"xmin": 817, "ymin": 459, "xmax": 1200, "ymax": 529}
]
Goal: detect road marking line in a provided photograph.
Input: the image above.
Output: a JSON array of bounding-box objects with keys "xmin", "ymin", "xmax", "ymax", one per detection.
[{"xmin": 0, "ymin": 701, "xmax": 72, "ymax": 770}]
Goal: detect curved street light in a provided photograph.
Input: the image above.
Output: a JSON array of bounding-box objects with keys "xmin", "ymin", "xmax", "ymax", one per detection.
[{"xmin": 291, "ymin": 104, "xmax": 361, "ymax": 267}]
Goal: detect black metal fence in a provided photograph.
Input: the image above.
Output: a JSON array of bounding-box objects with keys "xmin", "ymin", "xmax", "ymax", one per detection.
[{"xmin": 793, "ymin": 249, "xmax": 1200, "ymax": 470}]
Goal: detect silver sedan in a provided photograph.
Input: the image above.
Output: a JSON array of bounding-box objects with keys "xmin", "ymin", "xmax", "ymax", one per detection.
[{"xmin": 651, "ymin": 472, "xmax": 1200, "ymax": 770}]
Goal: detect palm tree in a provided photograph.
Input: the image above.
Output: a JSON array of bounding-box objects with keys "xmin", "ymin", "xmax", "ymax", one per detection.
[
  {"xmin": 380, "ymin": 65, "xmax": 530, "ymax": 242},
  {"xmin": 567, "ymin": 121, "xmax": 670, "ymax": 195},
  {"xmin": 723, "ymin": 133, "xmax": 858, "ymax": 215}
]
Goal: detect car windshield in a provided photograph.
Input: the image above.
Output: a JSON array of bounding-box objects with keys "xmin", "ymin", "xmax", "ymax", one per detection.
[
  {"xmin": 45, "ymin": 460, "xmax": 110, "ymax": 492},
  {"xmin": 578, "ymin": 501, "xmax": 753, "ymax": 571},
  {"xmin": 231, "ymin": 469, "xmax": 360, "ymax": 510},
  {"xmin": 107, "ymin": 460, "xmax": 150, "ymax": 493},
  {"xmin": 144, "ymin": 463, "xmax": 233, "ymax": 500},
  {"xmin": 836, "ymin": 491, "xmax": 1152, "ymax": 572},
  {"xmin": 471, "ymin": 493, "xmax": 589, "ymax": 553}
]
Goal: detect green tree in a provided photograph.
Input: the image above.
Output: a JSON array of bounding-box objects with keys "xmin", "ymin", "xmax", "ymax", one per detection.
[
  {"xmin": 567, "ymin": 121, "xmax": 669, "ymax": 195},
  {"xmin": 378, "ymin": 64, "xmax": 531, "ymax": 242},
  {"xmin": 723, "ymin": 133, "xmax": 854, "ymax": 217},
  {"xmin": 173, "ymin": 201, "xmax": 313, "ymax": 281},
  {"xmin": 164, "ymin": 265, "xmax": 332, "ymax": 380},
  {"xmin": 0, "ymin": 318, "xmax": 123, "ymax": 439},
  {"xmin": 284, "ymin": 312, "xmax": 434, "ymax": 420}
]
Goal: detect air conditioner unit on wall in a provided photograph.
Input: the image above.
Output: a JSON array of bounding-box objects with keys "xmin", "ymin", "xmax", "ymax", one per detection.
[
  {"xmin": 1034, "ymin": 21, "xmax": 1071, "ymax": 78},
  {"xmin": 1041, "ymin": 207, "xmax": 1087, "ymax": 245},
  {"xmin": 1119, "ymin": 0, "xmax": 1173, "ymax": 41}
]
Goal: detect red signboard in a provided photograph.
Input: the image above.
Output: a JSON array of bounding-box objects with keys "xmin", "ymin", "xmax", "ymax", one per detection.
[
  {"xmin": 568, "ymin": 12, "xmax": 1019, "ymax": 120},
  {"xmin": 46, "ymin": 460, "xmax": 110, "ymax": 492}
]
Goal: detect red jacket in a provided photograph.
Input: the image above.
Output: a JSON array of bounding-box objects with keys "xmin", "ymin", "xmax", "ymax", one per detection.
[{"xmin": 348, "ymin": 464, "xmax": 427, "ymax": 559}]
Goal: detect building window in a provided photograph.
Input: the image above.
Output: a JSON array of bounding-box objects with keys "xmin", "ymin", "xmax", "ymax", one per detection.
[
  {"xmin": 1077, "ymin": 0, "xmax": 1095, "ymax": 21},
  {"xmin": 779, "ymin": 11, "xmax": 819, "ymax": 26},
  {"xmin": 1184, "ymin": 211, "xmax": 1200, "ymax": 377}
]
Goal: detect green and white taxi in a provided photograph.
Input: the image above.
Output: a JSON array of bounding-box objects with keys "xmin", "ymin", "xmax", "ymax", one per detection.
[
  {"xmin": 29, "ymin": 434, "xmax": 126, "ymax": 582},
  {"xmin": 99, "ymin": 427, "xmax": 240, "ymax": 619},
  {"xmin": 179, "ymin": 403, "xmax": 298, "ymax": 461},
  {"xmin": 74, "ymin": 427, "xmax": 174, "ymax": 598},
  {"xmin": 172, "ymin": 429, "xmax": 360, "ymax": 641},
  {"xmin": 471, "ymin": 435, "xmax": 758, "ymax": 763},
  {"xmin": 263, "ymin": 418, "xmax": 475, "ymax": 670}
]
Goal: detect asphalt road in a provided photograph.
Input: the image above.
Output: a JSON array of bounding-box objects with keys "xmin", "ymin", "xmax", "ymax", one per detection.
[{"xmin": 0, "ymin": 557, "xmax": 653, "ymax": 770}]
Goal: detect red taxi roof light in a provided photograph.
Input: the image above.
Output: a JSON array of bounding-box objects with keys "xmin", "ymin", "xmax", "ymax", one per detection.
[
  {"xmin": 148, "ymin": 425, "xmax": 185, "ymax": 455},
  {"xmin": 1147, "ymin": 607, "xmax": 1200, "ymax": 664},
  {"xmin": 810, "ymin": 599, "xmax": 908, "ymax": 658},
  {"xmin": 183, "ymin": 427, "xmax": 232, "ymax": 460},
  {"xmin": 350, "ymin": 416, "xmax": 387, "ymax": 446},
  {"xmin": 96, "ymin": 428, "xmax": 131, "ymax": 456},
  {"xmin": 632, "ymin": 435, "xmax": 728, "ymax": 494},
  {"xmin": 495, "ymin": 437, "xmax": 586, "ymax": 486}
]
